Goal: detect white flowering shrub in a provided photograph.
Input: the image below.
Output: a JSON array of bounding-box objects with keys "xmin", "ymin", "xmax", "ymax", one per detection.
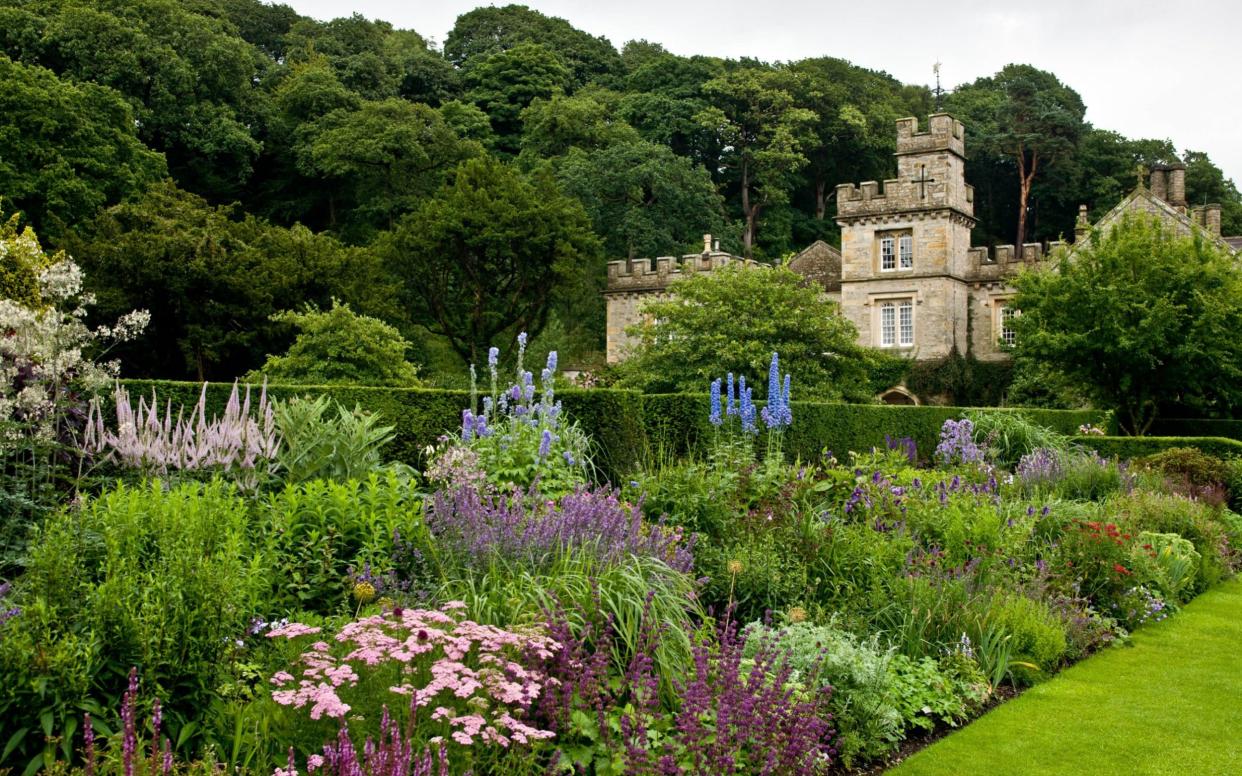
[{"xmin": 0, "ymin": 221, "xmax": 148, "ymax": 553}]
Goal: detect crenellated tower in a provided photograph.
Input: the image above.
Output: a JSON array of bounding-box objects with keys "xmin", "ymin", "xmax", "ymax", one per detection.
[{"xmin": 835, "ymin": 114, "xmax": 978, "ymax": 359}]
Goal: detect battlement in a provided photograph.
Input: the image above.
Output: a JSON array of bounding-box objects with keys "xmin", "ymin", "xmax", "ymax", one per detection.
[
  {"xmin": 966, "ymin": 241, "xmax": 1064, "ymax": 278},
  {"xmin": 605, "ymin": 251, "xmax": 762, "ymax": 293},
  {"xmin": 896, "ymin": 113, "xmax": 966, "ymax": 158},
  {"xmin": 835, "ymin": 179, "xmax": 975, "ymax": 218}
]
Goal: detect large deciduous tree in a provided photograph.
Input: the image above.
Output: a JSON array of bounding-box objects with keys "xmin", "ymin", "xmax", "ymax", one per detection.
[
  {"xmin": 556, "ymin": 140, "xmax": 725, "ymax": 259},
  {"xmin": 1011, "ymin": 214, "xmax": 1242, "ymax": 434},
  {"xmin": 384, "ymin": 156, "xmax": 601, "ymax": 365},
  {"xmin": 946, "ymin": 64, "xmax": 1086, "ymax": 248},
  {"xmin": 73, "ymin": 182, "xmax": 396, "ymax": 381},
  {"xmin": 465, "ymin": 43, "xmax": 573, "ymax": 154},
  {"xmin": 695, "ymin": 68, "xmax": 816, "ymax": 257},
  {"xmin": 0, "ymin": 55, "xmax": 166, "ymax": 239},
  {"xmin": 620, "ymin": 264, "xmax": 873, "ymax": 400}
]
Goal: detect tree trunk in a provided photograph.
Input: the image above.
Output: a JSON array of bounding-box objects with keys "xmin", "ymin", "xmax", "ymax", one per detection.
[
  {"xmin": 1015, "ymin": 148, "xmax": 1039, "ymax": 250},
  {"xmin": 741, "ymin": 161, "xmax": 754, "ymax": 257}
]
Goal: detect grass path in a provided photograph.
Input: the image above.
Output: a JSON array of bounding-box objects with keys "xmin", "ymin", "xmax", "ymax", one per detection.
[{"xmin": 889, "ymin": 578, "xmax": 1242, "ymax": 776}]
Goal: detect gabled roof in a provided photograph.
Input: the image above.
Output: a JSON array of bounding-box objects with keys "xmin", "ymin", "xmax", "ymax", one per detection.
[
  {"xmin": 787, "ymin": 239, "xmax": 842, "ymax": 292},
  {"xmin": 1085, "ymin": 186, "xmax": 1238, "ymax": 256}
]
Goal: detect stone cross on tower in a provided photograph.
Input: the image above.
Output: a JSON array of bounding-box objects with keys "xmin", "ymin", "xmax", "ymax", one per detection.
[{"xmin": 912, "ymin": 164, "xmax": 934, "ymax": 199}]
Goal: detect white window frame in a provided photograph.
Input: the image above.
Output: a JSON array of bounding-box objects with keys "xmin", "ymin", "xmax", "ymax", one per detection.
[
  {"xmin": 879, "ymin": 236, "xmax": 896, "ymax": 271},
  {"xmin": 898, "ymin": 299, "xmax": 914, "ymax": 345},
  {"xmin": 898, "ymin": 235, "xmax": 913, "ymax": 269},
  {"xmin": 997, "ymin": 302, "xmax": 1018, "ymax": 346},
  {"xmin": 877, "ymin": 297, "xmax": 914, "ymax": 348}
]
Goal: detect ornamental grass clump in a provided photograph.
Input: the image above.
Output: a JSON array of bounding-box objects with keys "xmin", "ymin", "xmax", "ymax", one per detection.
[
  {"xmin": 266, "ymin": 601, "xmax": 558, "ymax": 763},
  {"xmin": 428, "ymin": 486, "xmax": 693, "ymax": 574}
]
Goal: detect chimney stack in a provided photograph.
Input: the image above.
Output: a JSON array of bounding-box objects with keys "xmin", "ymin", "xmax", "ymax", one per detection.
[
  {"xmin": 1074, "ymin": 204, "xmax": 1090, "ymax": 241},
  {"xmin": 1205, "ymin": 204, "xmax": 1222, "ymax": 237},
  {"xmin": 1149, "ymin": 167, "xmax": 1168, "ymax": 201},
  {"xmin": 703, "ymin": 233, "xmax": 712, "ymax": 253},
  {"xmin": 1167, "ymin": 163, "xmax": 1187, "ymax": 212}
]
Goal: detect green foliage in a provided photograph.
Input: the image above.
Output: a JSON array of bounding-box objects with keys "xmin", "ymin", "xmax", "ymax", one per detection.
[
  {"xmin": 1012, "ymin": 214, "xmax": 1242, "ymax": 434},
  {"xmin": 383, "ymin": 156, "xmax": 602, "ymax": 365},
  {"xmin": 441, "ymin": 551, "xmax": 698, "ymax": 692},
  {"xmin": 248, "ymin": 301, "xmax": 421, "ymax": 388},
  {"xmin": 1110, "ymin": 491, "xmax": 1235, "ymax": 593},
  {"xmin": 1129, "ymin": 531, "xmax": 1200, "ymax": 604},
  {"xmin": 73, "ymin": 182, "xmax": 397, "ymax": 381},
  {"xmin": 464, "ymin": 43, "xmax": 572, "ymax": 150},
  {"xmin": 296, "ymin": 97, "xmax": 479, "ymax": 240},
  {"xmin": 982, "ymin": 593, "xmax": 1068, "ymax": 681},
  {"xmin": 1136, "ymin": 447, "xmax": 1231, "ymax": 496},
  {"xmin": 743, "ymin": 621, "xmax": 903, "ymax": 765},
  {"xmin": 445, "ymin": 4, "xmax": 623, "ymax": 89},
  {"xmin": 556, "ymin": 140, "xmax": 726, "ymax": 260},
  {"xmin": 1077, "ymin": 436, "xmax": 1242, "ymax": 462},
  {"xmin": 905, "ymin": 351, "xmax": 1015, "ymax": 407},
  {"xmin": 695, "ymin": 67, "xmax": 817, "ymax": 256},
  {"xmin": 965, "ymin": 408, "xmax": 1070, "ymax": 468},
  {"xmin": 0, "ymin": 54, "xmax": 166, "ymax": 238},
  {"xmin": 0, "ymin": 481, "xmax": 265, "ymax": 767},
  {"xmin": 620, "ymin": 264, "xmax": 873, "ymax": 401},
  {"xmin": 273, "ymin": 395, "xmax": 409, "ymax": 485},
  {"xmin": 887, "ymin": 653, "xmax": 988, "ymax": 733},
  {"xmin": 0, "ymin": 213, "xmax": 52, "ymax": 314},
  {"xmin": 258, "ymin": 472, "xmax": 426, "ymax": 615}
]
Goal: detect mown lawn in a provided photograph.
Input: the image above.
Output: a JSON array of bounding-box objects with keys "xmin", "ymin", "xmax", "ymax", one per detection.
[{"xmin": 889, "ymin": 577, "xmax": 1242, "ymax": 776}]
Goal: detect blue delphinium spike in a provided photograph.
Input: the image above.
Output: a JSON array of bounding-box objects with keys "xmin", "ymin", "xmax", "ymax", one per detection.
[{"xmin": 709, "ymin": 378, "xmax": 723, "ymax": 426}]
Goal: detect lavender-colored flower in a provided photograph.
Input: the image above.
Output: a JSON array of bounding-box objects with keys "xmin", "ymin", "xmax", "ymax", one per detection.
[
  {"xmin": 428, "ymin": 486, "xmax": 694, "ymax": 573},
  {"xmin": 461, "ymin": 409, "xmax": 475, "ymax": 442},
  {"xmin": 934, "ymin": 418, "xmax": 983, "ymax": 465},
  {"xmin": 487, "ymin": 346, "xmax": 499, "ymax": 368},
  {"xmin": 538, "ymin": 429, "xmax": 553, "ymax": 457},
  {"xmin": 517, "ymin": 331, "xmax": 528, "ymax": 349}
]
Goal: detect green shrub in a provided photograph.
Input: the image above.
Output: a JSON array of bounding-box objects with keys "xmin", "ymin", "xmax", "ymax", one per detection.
[
  {"xmin": 1111, "ymin": 491, "xmax": 1233, "ymax": 592},
  {"xmin": 743, "ymin": 620, "xmax": 902, "ymax": 766},
  {"xmin": 0, "ymin": 481, "xmax": 265, "ymax": 767},
  {"xmin": 1078, "ymin": 436, "xmax": 1242, "ymax": 462},
  {"xmin": 980, "ymin": 592, "xmax": 1068, "ymax": 682},
  {"xmin": 887, "ymin": 653, "xmax": 988, "ymax": 733},
  {"xmin": 1054, "ymin": 450, "xmax": 1131, "ymax": 502},
  {"xmin": 1137, "ymin": 447, "xmax": 1231, "ymax": 504},
  {"xmin": 258, "ymin": 472, "xmax": 428, "ymax": 615},
  {"xmin": 1128, "ymin": 531, "xmax": 1201, "ymax": 604}
]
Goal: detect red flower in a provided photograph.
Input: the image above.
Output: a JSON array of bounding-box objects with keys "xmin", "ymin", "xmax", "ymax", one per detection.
[{"xmin": 1113, "ymin": 563, "xmax": 1131, "ymax": 576}]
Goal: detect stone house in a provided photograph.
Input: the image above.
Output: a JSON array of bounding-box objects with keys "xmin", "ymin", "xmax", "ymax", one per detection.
[{"xmin": 603, "ymin": 114, "xmax": 1239, "ymax": 400}]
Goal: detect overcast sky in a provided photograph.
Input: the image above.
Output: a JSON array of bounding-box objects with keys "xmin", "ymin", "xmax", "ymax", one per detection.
[{"xmin": 284, "ymin": 0, "xmax": 1242, "ymax": 184}]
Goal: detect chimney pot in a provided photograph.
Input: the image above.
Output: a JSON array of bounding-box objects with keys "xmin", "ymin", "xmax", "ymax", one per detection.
[{"xmin": 703, "ymin": 233, "xmax": 712, "ymax": 253}]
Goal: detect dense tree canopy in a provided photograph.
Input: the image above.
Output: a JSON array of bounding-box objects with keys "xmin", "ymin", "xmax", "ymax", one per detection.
[
  {"xmin": 382, "ymin": 157, "xmax": 601, "ymax": 365},
  {"xmin": 1011, "ymin": 214, "xmax": 1242, "ymax": 434},
  {"xmin": 0, "ymin": 0, "xmax": 1238, "ymax": 388}
]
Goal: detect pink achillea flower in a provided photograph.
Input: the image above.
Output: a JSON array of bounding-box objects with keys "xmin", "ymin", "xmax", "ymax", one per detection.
[{"xmin": 267, "ymin": 601, "xmax": 559, "ymax": 751}]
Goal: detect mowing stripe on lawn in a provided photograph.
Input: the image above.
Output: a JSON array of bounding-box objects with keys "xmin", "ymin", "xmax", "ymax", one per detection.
[{"xmin": 889, "ymin": 578, "xmax": 1242, "ymax": 776}]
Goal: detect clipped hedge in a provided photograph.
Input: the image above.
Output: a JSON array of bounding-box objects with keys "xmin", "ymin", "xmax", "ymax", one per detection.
[
  {"xmin": 1078, "ymin": 436, "xmax": 1242, "ymax": 461},
  {"xmin": 641, "ymin": 393, "xmax": 1109, "ymax": 464},
  {"xmin": 116, "ymin": 381, "xmax": 647, "ymax": 483},
  {"xmin": 116, "ymin": 381, "xmax": 1111, "ymax": 478},
  {"xmin": 1149, "ymin": 418, "xmax": 1242, "ymax": 442}
]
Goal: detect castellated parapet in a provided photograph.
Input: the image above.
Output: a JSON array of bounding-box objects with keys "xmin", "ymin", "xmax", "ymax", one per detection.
[
  {"xmin": 836, "ymin": 114, "xmax": 975, "ymax": 222},
  {"xmin": 604, "ymin": 241, "xmax": 763, "ymax": 363}
]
